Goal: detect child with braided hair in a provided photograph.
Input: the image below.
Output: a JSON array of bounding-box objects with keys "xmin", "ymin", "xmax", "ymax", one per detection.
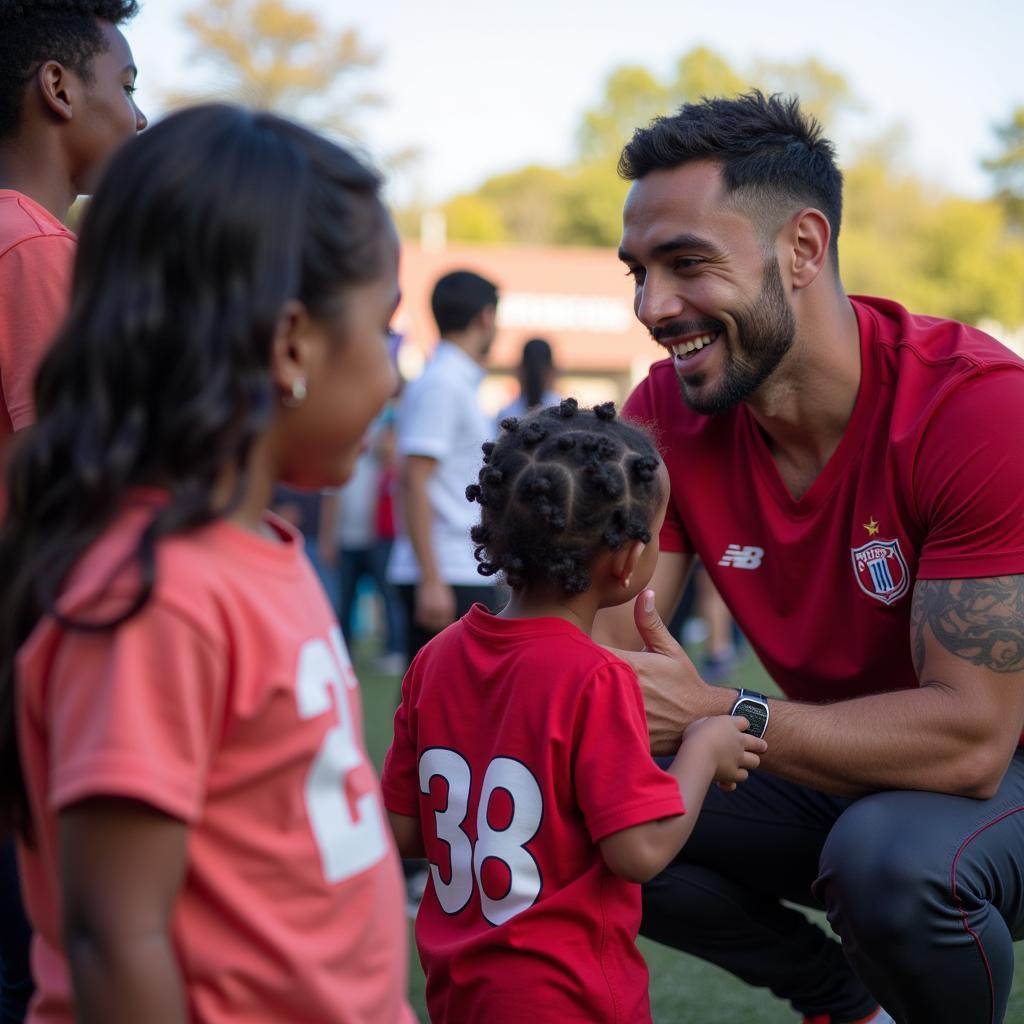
[{"xmin": 381, "ymin": 398, "xmax": 766, "ymax": 1023}]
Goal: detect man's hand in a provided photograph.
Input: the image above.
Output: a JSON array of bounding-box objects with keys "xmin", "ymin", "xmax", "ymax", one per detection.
[
  {"xmin": 415, "ymin": 578, "xmax": 456, "ymax": 633},
  {"xmin": 609, "ymin": 590, "xmax": 728, "ymax": 755}
]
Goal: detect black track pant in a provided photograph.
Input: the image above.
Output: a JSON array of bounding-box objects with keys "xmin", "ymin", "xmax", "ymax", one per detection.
[
  {"xmin": 642, "ymin": 752, "xmax": 1024, "ymax": 1024},
  {"xmin": 0, "ymin": 839, "xmax": 32, "ymax": 1023},
  {"xmin": 396, "ymin": 584, "xmax": 502, "ymax": 665}
]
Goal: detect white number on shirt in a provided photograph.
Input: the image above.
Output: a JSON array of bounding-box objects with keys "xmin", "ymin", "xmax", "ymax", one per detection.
[
  {"xmin": 418, "ymin": 748, "xmax": 474, "ymax": 914},
  {"xmin": 296, "ymin": 626, "xmax": 388, "ymax": 883},
  {"xmin": 419, "ymin": 749, "xmax": 543, "ymax": 926}
]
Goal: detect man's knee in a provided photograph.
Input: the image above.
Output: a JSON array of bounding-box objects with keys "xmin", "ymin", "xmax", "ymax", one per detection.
[{"xmin": 816, "ymin": 793, "xmax": 944, "ymax": 945}]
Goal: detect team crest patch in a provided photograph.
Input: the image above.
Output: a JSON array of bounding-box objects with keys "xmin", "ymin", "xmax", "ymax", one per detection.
[{"xmin": 851, "ymin": 538, "xmax": 909, "ymax": 605}]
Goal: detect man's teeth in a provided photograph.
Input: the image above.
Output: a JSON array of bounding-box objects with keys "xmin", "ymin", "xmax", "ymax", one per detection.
[{"xmin": 671, "ymin": 333, "xmax": 716, "ymax": 357}]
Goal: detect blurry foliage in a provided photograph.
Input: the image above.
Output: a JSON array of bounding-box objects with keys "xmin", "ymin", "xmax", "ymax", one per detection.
[
  {"xmin": 172, "ymin": 0, "xmax": 382, "ymax": 138},
  {"xmin": 984, "ymin": 106, "xmax": 1024, "ymax": 230},
  {"xmin": 420, "ymin": 45, "xmax": 1024, "ymax": 328}
]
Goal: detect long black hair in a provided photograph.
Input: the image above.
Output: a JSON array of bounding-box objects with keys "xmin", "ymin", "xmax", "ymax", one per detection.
[
  {"xmin": 519, "ymin": 337, "xmax": 554, "ymax": 409},
  {"xmin": 0, "ymin": 103, "xmax": 391, "ymax": 836}
]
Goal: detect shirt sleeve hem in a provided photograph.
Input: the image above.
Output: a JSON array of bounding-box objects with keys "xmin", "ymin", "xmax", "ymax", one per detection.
[
  {"xmin": 50, "ymin": 759, "xmax": 202, "ymax": 823},
  {"xmin": 396, "ymin": 438, "xmax": 448, "ymax": 460},
  {"xmin": 380, "ymin": 788, "xmax": 419, "ymax": 818},
  {"xmin": 916, "ymin": 549, "xmax": 1024, "ymax": 579},
  {"xmin": 588, "ymin": 794, "xmax": 685, "ymax": 844}
]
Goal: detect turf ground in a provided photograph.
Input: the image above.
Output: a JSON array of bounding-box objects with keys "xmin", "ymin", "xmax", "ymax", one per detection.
[{"xmin": 355, "ymin": 640, "xmax": 1024, "ymax": 1023}]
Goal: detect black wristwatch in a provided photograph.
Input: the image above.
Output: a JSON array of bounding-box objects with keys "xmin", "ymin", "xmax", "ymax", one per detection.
[{"xmin": 730, "ymin": 688, "xmax": 770, "ymax": 739}]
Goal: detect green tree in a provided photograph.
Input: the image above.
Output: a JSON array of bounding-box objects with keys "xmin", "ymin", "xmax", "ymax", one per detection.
[
  {"xmin": 478, "ymin": 166, "xmax": 572, "ymax": 244},
  {"xmin": 578, "ymin": 66, "xmax": 668, "ymax": 165},
  {"xmin": 841, "ymin": 150, "xmax": 1024, "ymax": 327},
  {"xmin": 441, "ymin": 194, "xmax": 508, "ymax": 244},
  {"xmin": 668, "ymin": 46, "xmax": 747, "ymax": 108},
  {"xmin": 173, "ymin": 0, "xmax": 382, "ymax": 137},
  {"xmin": 750, "ymin": 57, "xmax": 860, "ymax": 128},
  {"xmin": 984, "ymin": 106, "xmax": 1024, "ymax": 229}
]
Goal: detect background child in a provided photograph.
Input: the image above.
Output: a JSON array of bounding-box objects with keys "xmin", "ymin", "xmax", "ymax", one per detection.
[
  {"xmin": 0, "ymin": 104, "xmax": 414, "ymax": 1024},
  {"xmin": 381, "ymin": 399, "xmax": 765, "ymax": 1023}
]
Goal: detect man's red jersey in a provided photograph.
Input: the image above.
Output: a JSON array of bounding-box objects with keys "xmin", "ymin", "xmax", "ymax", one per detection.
[
  {"xmin": 624, "ymin": 295, "xmax": 1024, "ymax": 704},
  {"xmin": 382, "ymin": 605, "xmax": 684, "ymax": 1023}
]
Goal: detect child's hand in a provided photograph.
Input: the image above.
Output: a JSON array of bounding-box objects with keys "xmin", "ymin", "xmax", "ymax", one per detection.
[{"xmin": 682, "ymin": 715, "xmax": 766, "ymax": 788}]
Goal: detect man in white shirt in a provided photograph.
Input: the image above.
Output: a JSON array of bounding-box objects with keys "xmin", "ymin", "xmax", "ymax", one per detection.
[{"xmin": 388, "ymin": 270, "xmax": 501, "ymax": 663}]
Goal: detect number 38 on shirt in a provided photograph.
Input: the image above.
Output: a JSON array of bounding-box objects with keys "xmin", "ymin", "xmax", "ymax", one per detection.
[{"xmin": 419, "ymin": 748, "xmax": 544, "ymax": 927}]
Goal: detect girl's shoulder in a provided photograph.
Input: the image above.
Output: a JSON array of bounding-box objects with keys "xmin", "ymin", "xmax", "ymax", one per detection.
[{"xmin": 59, "ymin": 500, "xmax": 306, "ymax": 626}]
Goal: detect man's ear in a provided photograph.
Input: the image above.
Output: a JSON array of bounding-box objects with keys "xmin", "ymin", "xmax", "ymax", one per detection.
[
  {"xmin": 610, "ymin": 539, "xmax": 646, "ymax": 591},
  {"xmin": 37, "ymin": 61, "xmax": 75, "ymax": 123},
  {"xmin": 783, "ymin": 207, "xmax": 831, "ymax": 290},
  {"xmin": 476, "ymin": 304, "xmax": 497, "ymax": 335},
  {"xmin": 269, "ymin": 299, "xmax": 315, "ymax": 401}
]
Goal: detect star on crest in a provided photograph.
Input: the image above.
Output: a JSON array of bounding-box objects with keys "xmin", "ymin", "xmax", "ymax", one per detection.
[{"xmin": 863, "ymin": 517, "xmax": 880, "ymax": 537}]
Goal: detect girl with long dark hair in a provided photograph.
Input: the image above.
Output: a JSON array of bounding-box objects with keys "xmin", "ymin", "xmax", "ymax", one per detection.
[{"xmin": 0, "ymin": 104, "xmax": 415, "ymax": 1024}]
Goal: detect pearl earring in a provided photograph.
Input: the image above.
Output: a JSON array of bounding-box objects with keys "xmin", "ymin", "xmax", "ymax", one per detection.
[{"xmin": 282, "ymin": 377, "xmax": 307, "ymax": 407}]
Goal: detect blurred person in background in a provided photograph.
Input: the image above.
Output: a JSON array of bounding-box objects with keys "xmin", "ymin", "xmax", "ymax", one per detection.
[
  {"xmin": 387, "ymin": 270, "xmax": 502, "ymax": 665},
  {"xmin": 497, "ymin": 336, "xmax": 560, "ymax": 423},
  {"xmin": 319, "ymin": 405, "xmax": 406, "ymax": 675},
  {"xmin": 269, "ymin": 486, "xmax": 338, "ymax": 607},
  {"xmin": 0, "ymin": 3, "xmax": 146, "ymax": 1019}
]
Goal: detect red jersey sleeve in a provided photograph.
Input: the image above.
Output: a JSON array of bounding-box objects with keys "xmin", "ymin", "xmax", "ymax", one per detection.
[
  {"xmin": 622, "ymin": 370, "xmax": 693, "ymax": 554},
  {"xmin": 573, "ymin": 661, "xmax": 684, "ymax": 843},
  {"xmin": 44, "ymin": 601, "xmax": 226, "ymax": 822},
  {"xmin": 914, "ymin": 368, "xmax": 1024, "ymax": 579},
  {"xmin": 380, "ymin": 670, "xmax": 419, "ymax": 816},
  {"xmin": 0, "ymin": 234, "xmax": 74, "ymax": 430}
]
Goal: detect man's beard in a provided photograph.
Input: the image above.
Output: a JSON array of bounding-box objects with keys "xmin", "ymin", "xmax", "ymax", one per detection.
[{"xmin": 671, "ymin": 256, "xmax": 796, "ymax": 415}]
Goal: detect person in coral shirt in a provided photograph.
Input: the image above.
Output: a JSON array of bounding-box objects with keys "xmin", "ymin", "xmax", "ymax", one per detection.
[
  {"xmin": 0, "ymin": 6, "xmax": 147, "ymax": 1019},
  {"xmin": 0, "ymin": 104, "xmax": 414, "ymax": 1024}
]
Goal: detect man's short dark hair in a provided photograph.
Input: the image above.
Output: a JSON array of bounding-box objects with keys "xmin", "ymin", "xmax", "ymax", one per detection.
[
  {"xmin": 431, "ymin": 270, "xmax": 499, "ymax": 336},
  {"xmin": 0, "ymin": 1, "xmax": 140, "ymax": 138},
  {"xmin": 619, "ymin": 90, "xmax": 843, "ymax": 263}
]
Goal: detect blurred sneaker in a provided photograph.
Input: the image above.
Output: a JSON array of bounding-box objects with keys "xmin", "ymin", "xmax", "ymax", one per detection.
[
  {"xmin": 405, "ymin": 866, "xmax": 429, "ymax": 919},
  {"xmin": 681, "ymin": 616, "xmax": 709, "ymax": 646},
  {"xmin": 374, "ymin": 651, "xmax": 406, "ymax": 676},
  {"xmin": 701, "ymin": 647, "xmax": 738, "ymax": 684}
]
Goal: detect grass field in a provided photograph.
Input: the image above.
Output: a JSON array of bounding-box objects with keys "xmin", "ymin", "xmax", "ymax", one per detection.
[{"xmin": 355, "ymin": 638, "xmax": 1024, "ymax": 1023}]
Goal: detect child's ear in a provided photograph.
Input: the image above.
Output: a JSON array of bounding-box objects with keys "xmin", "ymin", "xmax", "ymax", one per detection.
[
  {"xmin": 610, "ymin": 539, "xmax": 646, "ymax": 591},
  {"xmin": 270, "ymin": 299, "xmax": 315, "ymax": 401}
]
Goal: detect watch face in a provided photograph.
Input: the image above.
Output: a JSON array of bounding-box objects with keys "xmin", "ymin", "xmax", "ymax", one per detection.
[{"xmin": 734, "ymin": 699, "xmax": 768, "ymax": 738}]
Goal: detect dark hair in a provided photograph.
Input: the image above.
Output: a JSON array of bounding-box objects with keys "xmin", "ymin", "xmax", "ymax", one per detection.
[
  {"xmin": 431, "ymin": 269, "xmax": 498, "ymax": 336},
  {"xmin": 0, "ymin": 103, "xmax": 391, "ymax": 836},
  {"xmin": 0, "ymin": 0, "xmax": 139, "ymax": 137},
  {"xmin": 519, "ymin": 337, "xmax": 554, "ymax": 409},
  {"xmin": 619, "ymin": 90, "xmax": 843, "ymax": 263},
  {"xmin": 466, "ymin": 399, "xmax": 662, "ymax": 595}
]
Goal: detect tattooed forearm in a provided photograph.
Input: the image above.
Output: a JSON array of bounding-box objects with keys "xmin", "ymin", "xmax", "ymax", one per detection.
[{"xmin": 911, "ymin": 576, "xmax": 1024, "ymax": 674}]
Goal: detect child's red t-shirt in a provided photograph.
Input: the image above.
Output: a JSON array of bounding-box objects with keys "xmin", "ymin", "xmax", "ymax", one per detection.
[{"xmin": 383, "ymin": 605, "xmax": 684, "ymax": 1023}]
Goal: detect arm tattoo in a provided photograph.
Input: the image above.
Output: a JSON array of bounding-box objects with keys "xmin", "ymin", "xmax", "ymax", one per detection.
[{"xmin": 911, "ymin": 576, "xmax": 1024, "ymax": 675}]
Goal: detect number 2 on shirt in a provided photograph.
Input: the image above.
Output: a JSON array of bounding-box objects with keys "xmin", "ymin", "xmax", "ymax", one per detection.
[
  {"xmin": 295, "ymin": 627, "xmax": 389, "ymax": 883},
  {"xmin": 419, "ymin": 748, "xmax": 543, "ymax": 926}
]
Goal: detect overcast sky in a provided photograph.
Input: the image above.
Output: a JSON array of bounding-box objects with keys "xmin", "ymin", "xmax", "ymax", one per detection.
[{"xmin": 126, "ymin": 0, "xmax": 1024, "ymax": 205}]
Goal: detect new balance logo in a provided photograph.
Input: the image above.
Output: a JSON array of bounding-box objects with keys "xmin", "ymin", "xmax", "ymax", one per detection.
[{"xmin": 718, "ymin": 544, "xmax": 764, "ymax": 569}]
